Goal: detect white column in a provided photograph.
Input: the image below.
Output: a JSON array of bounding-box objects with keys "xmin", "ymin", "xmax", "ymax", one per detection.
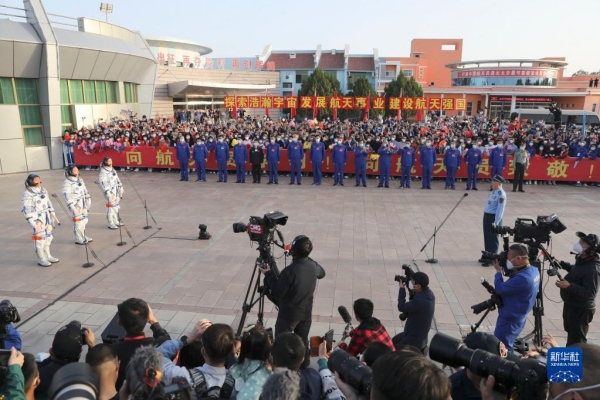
[{"xmin": 510, "ymin": 95, "xmax": 517, "ymax": 113}]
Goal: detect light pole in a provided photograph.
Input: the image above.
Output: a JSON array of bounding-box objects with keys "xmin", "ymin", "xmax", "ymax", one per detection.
[{"xmin": 99, "ymin": 3, "xmax": 113, "ymax": 22}]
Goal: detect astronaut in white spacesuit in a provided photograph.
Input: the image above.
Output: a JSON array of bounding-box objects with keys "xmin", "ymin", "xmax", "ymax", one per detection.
[
  {"xmin": 62, "ymin": 165, "xmax": 93, "ymax": 244},
  {"xmin": 21, "ymin": 174, "xmax": 60, "ymax": 267},
  {"xmin": 98, "ymin": 157, "xmax": 124, "ymax": 229}
]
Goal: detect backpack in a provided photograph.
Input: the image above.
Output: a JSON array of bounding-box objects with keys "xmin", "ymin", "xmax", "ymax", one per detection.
[{"xmin": 188, "ymin": 368, "xmax": 234, "ymax": 399}]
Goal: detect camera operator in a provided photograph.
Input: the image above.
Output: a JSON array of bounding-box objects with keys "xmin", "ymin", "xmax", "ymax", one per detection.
[
  {"xmin": 1, "ymin": 323, "xmax": 22, "ymax": 351},
  {"xmin": 555, "ymin": 232, "xmax": 600, "ymax": 346},
  {"xmin": 260, "ymin": 235, "xmax": 325, "ymax": 368},
  {"xmin": 492, "ymin": 243, "xmax": 539, "ymax": 352},
  {"xmin": 392, "ymin": 272, "xmax": 435, "ymax": 354}
]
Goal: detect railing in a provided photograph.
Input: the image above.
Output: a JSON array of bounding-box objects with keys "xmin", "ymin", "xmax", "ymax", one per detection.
[
  {"xmin": 47, "ymin": 12, "xmax": 78, "ymax": 29},
  {"xmin": 0, "ymin": 4, "xmax": 26, "ymax": 20}
]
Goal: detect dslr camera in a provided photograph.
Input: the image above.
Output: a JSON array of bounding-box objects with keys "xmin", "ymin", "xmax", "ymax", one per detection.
[
  {"xmin": 394, "ymin": 264, "xmax": 415, "ymax": 321},
  {"xmin": 0, "ymin": 300, "xmax": 20, "ymax": 325},
  {"xmin": 471, "ymin": 278, "xmax": 504, "ymax": 314}
]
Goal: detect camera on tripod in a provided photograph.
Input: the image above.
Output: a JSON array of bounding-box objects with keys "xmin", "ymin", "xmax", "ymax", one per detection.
[
  {"xmin": 233, "ymin": 211, "xmax": 288, "ymax": 243},
  {"xmin": 491, "ymin": 214, "xmax": 566, "ymax": 245},
  {"xmin": 430, "ymin": 333, "xmax": 547, "ymax": 398},
  {"xmin": 471, "ymin": 278, "xmax": 504, "ymax": 314},
  {"xmin": 394, "ymin": 264, "xmax": 415, "ymax": 321}
]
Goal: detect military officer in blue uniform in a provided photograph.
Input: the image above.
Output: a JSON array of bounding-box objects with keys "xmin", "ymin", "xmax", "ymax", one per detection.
[
  {"xmin": 481, "ymin": 175, "xmax": 507, "ymax": 267},
  {"xmin": 192, "ymin": 138, "xmax": 208, "ymax": 182},
  {"xmin": 464, "ymin": 143, "xmax": 483, "ymax": 190},
  {"xmin": 176, "ymin": 137, "xmax": 190, "ymax": 181},
  {"xmin": 310, "ymin": 135, "xmax": 325, "ymax": 185},
  {"xmin": 443, "ymin": 142, "xmax": 461, "ymax": 190},
  {"xmin": 420, "ymin": 140, "xmax": 436, "ymax": 189},
  {"xmin": 215, "ymin": 135, "xmax": 229, "ymax": 182},
  {"xmin": 354, "ymin": 139, "xmax": 368, "ymax": 187},
  {"xmin": 399, "ymin": 145, "xmax": 415, "ymax": 188},
  {"xmin": 489, "ymin": 141, "xmax": 507, "ymax": 182},
  {"xmin": 233, "ymin": 140, "xmax": 248, "ymax": 183},
  {"xmin": 377, "ymin": 138, "xmax": 393, "ymax": 188},
  {"xmin": 288, "ymin": 135, "xmax": 304, "ymax": 185},
  {"xmin": 266, "ymin": 138, "xmax": 280, "ymax": 184},
  {"xmin": 332, "ymin": 138, "xmax": 348, "ymax": 186}
]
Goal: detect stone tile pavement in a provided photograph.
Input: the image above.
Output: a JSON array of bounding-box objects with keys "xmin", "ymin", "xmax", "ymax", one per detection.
[{"xmin": 1, "ymin": 170, "xmax": 599, "ymax": 356}]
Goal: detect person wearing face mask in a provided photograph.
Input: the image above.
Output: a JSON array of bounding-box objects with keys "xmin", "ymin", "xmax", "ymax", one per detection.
[
  {"xmin": 464, "ymin": 142, "xmax": 483, "ymax": 190},
  {"xmin": 62, "ymin": 165, "xmax": 92, "ymax": 245},
  {"xmin": 492, "ymin": 243, "xmax": 540, "ymax": 352},
  {"xmin": 215, "ymin": 135, "xmax": 229, "ymax": 182},
  {"xmin": 249, "ymin": 141, "xmax": 265, "ymax": 183},
  {"xmin": 266, "ymin": 136, "xmax": 281, "ymax": 184},
  {"xmin": 332, "ymin": 137, "xmax": 348, "ymax": 186},
  {"xmin": 480, "ymin": 176, "xmax": 507, "ymax": 266},
  {"xmin": 512, "ymin": 142, "xmax": 530, "ymax": 193},
  {"xmin": 377, "ymin": 139, "xmax": 393, "ymax": 188},
  {"xmin": 393, "ymin": 272, "xmax": 435, "ymax": 354},
  {"xmin": 310, "ymin": 136, "xmax": 325, "ymax": 185},
  {"xmin": 443, "ymin": 142, "xmax": 461, "ymax": 190},
  {"xmin": 354, "ymin": 140, "xmax": 368, "ymax": 187},
  {"xmin": 420, "ymin": 140, "xmax": 436, "ymax": 189},
  {"xmin": 176, "ymin": 136, "xmax": 191, "ymax": 181},
  {"xmin": 233, "ymin": 139, "xmax": 248, "ymax": 183},
  {"xmin": 489, "ymin": 141, "xmax": 507, "ymax": 185},
  {"xmin": 287, "ymin": 134, "xmax": 304, "ymax": 185},
  {"xmin": 555, "ymin": 232, "xmax": 600, "ymax": 346},
  {"xmin": 398, "ymin": 143, "xmax": 416, "ymax": 189},
  {"xmin": 192, "ymin": 138, "xmax": 208, "ymax": 182},
  {"xmin": 21, "ymin": 174, "xmax": 60, "ymax": 267}
]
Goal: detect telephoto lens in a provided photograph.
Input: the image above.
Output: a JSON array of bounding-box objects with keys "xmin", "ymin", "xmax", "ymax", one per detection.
[
  {"xmin": 47, "ymin": 362, "xmax": 99, "ymax": 400},
  {"xmin": 327, "ymin": 350, "xmax": 372, "ymax": 396}
]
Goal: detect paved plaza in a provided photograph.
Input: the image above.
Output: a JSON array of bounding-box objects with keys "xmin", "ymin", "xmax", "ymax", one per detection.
[{"xmin": 1, "ymin": 169, "xmax": 599, "ymax": 356}]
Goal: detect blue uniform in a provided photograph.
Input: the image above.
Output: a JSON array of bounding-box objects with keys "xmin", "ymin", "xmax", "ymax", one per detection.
[
  {"xmin": 483, "ymin": 188, "xmax": 507, "ymax": 254},
  {"xmin": 266, "ymin": 142, "xmax": 280, "ymax": 183},
  {"xmin": 332, "ymin": 144, "xmax": 348, "ymax": 185},
  {"xmin": 233, "ymin": 144, "xmax": 248, "ymax": 182},
  {"xmin": 215, "ymin": 141, "xmax": 229, "ymax": 182},
  {"xmin": 443, "ymin": 148, "xmax": 461, "ymax": 189},
  {"xmin": 420, "ymin": 146, "xmax": 436, "ymax": 188},
  {"xmin": 399, "ymin": 147, "xmax": 415, "ymax": 188},
  {"xmin": 464, "ymin": 147, "xmax": 483, "ymax": 190},
  {"xmin": 287, "ymin": 141, "xmax": 304, "ymax": 184},
  {"xmin": 354, "ymin": 146, "xmax": 368, "ymax": 186},
  {"xmin": 489, "ymin": 147, "xmax": 507, "ymax": 179},
  {"xmin": 176, "ymin": 142, "xmax": 190, "ymax": 180},
  {"xmin": 378, "ymin": 145, "xmax": 394, "ymax": 187},
  {"xmin": 575, "ymin": 144, "xmax": 589, "ymax": 161},
  {"xmin": 192, "ymin": 143, "xmax": 208, "ymax": 181},
  {"xmin": 494, "ymin": 267, "xmax": 540, "ymax": 351},
  {"xmin": 310, "ymin": 141, "xmax": 326, "ymax": 184}
]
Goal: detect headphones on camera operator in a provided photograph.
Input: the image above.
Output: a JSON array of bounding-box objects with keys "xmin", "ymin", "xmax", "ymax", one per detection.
[{"xmin": 289, "ymin": 235, "xmax": 311, "ymax": 259}]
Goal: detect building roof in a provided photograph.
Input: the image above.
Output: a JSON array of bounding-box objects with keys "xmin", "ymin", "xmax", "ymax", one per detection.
[
  {"xmin": 144, "ymin": 35, "xmax": 212, "ymax": 56},
  {"xmin": 168, "ymin": 80, "xmax": 276, "ymax": 97},
  {"xmin": 446, "ymin": 59, "xmax": 568, "ymax": 69},
  {"xmin": 266, "ymin": 52, "xmax": 315, "ymax": 70},
  {"xmin": 318, "ymin": 52, "xmax": 345, "ymax": 69},
  {"xmin": 348, "ymin": 56, "xmax": 375, "ymax": 71}
]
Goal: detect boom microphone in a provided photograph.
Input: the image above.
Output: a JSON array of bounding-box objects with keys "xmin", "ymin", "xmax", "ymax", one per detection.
[{"xmin": 338, "ymin": 306, "xmax": 352, "ymax": 324}]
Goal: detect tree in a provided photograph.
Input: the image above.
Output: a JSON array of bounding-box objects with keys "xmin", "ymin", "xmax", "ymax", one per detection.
[
  {"xmin": 572, "ymin": 70, "xmax": 589, "ymax": 77},
  {"xmin": 298, "ymin": 68, "xmax": 341, "ymax": 118},
  {"xmin": 350, "ymin": 76, "xmax": 379, "ymax": 119},
  {"xmin": 384, "ymin": 72, "xmax": 423, "ymax": 119}
]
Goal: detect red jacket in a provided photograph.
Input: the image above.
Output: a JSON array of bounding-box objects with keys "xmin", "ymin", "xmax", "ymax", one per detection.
[{"xmin": 339, "ymin": 317, "xmax": 395, "ymax": 357}]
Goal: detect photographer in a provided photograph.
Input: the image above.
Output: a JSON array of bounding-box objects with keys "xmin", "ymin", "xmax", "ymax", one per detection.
[
  {"xmin": 555, "ymin": 232, "xmax": 600, "ymax": 346},
  {"xmin": 393, "ymin": 272, "xmax": 435, "ymax": 354},
  {"xmin": 2, "ymin": 323, "xmax": 22, "ymax": 351},
  {"xmin": 492, "ymin": 243, "xmax": 539, "ymax": 352},
  {"xmin": 338, "ymin": 298, "xmax": 395, "ymax": 357},
  {"xmin": 260, "ymin": 235, "xmax": 325, "ymax": 368}
]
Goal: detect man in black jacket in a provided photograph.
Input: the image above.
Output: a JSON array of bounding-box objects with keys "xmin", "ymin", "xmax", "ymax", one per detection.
[
  {"xmin": 392, "ymin": 271, "xmax": 435, "ymax": 353},
  {"xmin": 261, "ymin": 235, "xmax": 325, "ymax": 368},
  {"xmin": 112, "ymin": 298, "xmax": 170, "ymax": 390},
  {"xmin": 250, "ymin": 141, "xmax": 264, "ymax": 183},
  {"xmin": 556, "ymin": 231, "xmax": 600, "ymax": 346}
]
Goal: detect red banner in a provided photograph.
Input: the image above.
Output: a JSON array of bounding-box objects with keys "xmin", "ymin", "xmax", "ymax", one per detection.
[
  {"xmin": 455, "ymin": 69, "xmax": 558, "ymax": 78},
  {"xmin": 74, "ymin": 148, "xmax": 600, "ymax": 182}
]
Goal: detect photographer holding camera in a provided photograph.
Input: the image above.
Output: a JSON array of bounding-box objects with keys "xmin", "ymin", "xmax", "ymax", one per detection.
[
  {"xmin": 392, "ymin": 272, "xmax": 435, "ymax": 354},
  {"xmin": 555, "ymin": 231, "xmax": 600, "ymax": 346},
  {"xmin": 260, "ymin": 235, "xmax": 325, "ymax": 368},
  {"xmin": 492, "ymin": 243, "xmax": 539, "ymax": 352}
]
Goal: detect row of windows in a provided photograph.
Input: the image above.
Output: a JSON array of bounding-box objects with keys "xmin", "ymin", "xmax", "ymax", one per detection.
[
  {"xmin": 452, "ymin": 77, "xmax": 557, "ymax": 87},
  {"xmin": 0, "ymin": 78, "xmax": 45, "ymax": 146},
  {"xmin": 123, "ymin": 82, "xmax": 139, "ymax": 103},
  {"xmin": 60, "ymin": 80, "xmax": 120, "ymax": 104}
]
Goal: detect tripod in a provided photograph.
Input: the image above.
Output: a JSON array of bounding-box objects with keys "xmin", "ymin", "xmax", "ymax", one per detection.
[
  {"xmin": 420, "ymin": 193, "xmax": 469, "ymax": 263},
  {"xmin": 236, "ymin": 237, "xmax": 283, "ymax": 336},
  {"xmin": 470, "ymin": 304, "xmax": 497, "ymax": 334}
]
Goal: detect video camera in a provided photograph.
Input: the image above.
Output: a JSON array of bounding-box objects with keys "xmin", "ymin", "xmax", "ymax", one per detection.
[
  {"xmin": 430, "ymin": 333, "xmax": 547, "ymax": 398},
  {"xmin": 0, "ymin": 300, "xmax": 20, "ymax": 325},
  {"xmin": 394, "ymin": 264, "xmax": 415, "ymax": 321},
  {"xmin": 491, "ymin": 214, "xmax": 566, "ymax": 245},
  {"xmin": 233, "ymin": 211, "xmax": 288, "ymax": 243},
  {"xmin": 471, "ymin": 278, "xmax": 504, "ymax": 314}
]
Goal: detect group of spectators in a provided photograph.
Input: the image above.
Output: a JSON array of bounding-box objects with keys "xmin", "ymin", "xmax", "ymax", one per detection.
[{"xmin": 63, "ymin": 110, "xmax": 600, "ymax": 186}]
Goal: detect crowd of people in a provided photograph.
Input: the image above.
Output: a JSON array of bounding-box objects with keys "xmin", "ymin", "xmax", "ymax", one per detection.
[{"xmin": 62, "ymin": 110, "xmax": 600, "ymax": 188}]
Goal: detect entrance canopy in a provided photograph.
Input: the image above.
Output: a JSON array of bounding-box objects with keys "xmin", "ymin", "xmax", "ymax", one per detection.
[{"xmin": 168, "ymin": 80, "xmax": 276, "ymax": 97}]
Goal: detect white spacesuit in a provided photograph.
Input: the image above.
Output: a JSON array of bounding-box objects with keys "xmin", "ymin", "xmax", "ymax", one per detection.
[
  {"xmin": 98, "ymin": 157, "xmax": 124, "ymax": 229},
  {"xmin": 62, "ymin": 166, "xmax": 92, "ymax": 244},
  {"xmin": 21, "ymin": 174, "xmax": 60, "ymax": 267}
]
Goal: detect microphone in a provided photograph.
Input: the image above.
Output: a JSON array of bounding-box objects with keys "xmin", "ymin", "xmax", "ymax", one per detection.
[
  {"xmin": 338, "ymin": 306, "xmax": 352, "ymax": 324},
  {"xmin": 276, "ymin": 229, "xmax": 284, "ymax": 244}
]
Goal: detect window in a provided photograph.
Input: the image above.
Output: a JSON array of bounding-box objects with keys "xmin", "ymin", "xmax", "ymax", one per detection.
[
  {"xmin": 419, "ymin": 67, "xmax": 425, "ymax": 79},
  {"xmin": 106, "ymin": 81, "xmax": 117, "ymax": 103},
  {"xmin": 61, "ymin": 105, "xmax": 74, "ymax": 130},
  {"xmin": 442, "ymin": 44, "xmax": 457, "ymax": 51},
  {"xmin": 69, "ymin": 80, "xmax": 84, "ymax": 103},
  {"xmin": 0, "ymin": 77, "xmax": 15, "ymax": 104},
  {"xmin": 593, "ymin": 104, "xmax": 597, "ymax": 113},
  {"xmin": 124, "ymin": 82, "xmax": 138, "ymax": 103},
  {"xmin": 467, "ymin": 102, "xmax": 473, "ymax": 116},
  {"xmin": 402, "ymin": 69, "xmax": 413, "ymax": 78},
  {"xmin": 96, "ymin": 81, "xmax": 107, "ymax": 103},
  {"xmin": 60, "ymin": 80, "xmax": 69, "ymax": 104},
  {"xmin": 14, "ymin": 79, "xmax": 38, "ymax": 104},
  {"xmin": 83, "ymin": 80, "xmax": 96, "ymax": 104},
  {"xmin": 295, "ymin": 74, "xmax": 302, "ymax": 84},
  {"xmin": 282, "ymin": 82, "xmax": 293, "ymax": 89},
  {"xmin": 19, "ymin": 105, "xmax": 44, "ymax": 146}
]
